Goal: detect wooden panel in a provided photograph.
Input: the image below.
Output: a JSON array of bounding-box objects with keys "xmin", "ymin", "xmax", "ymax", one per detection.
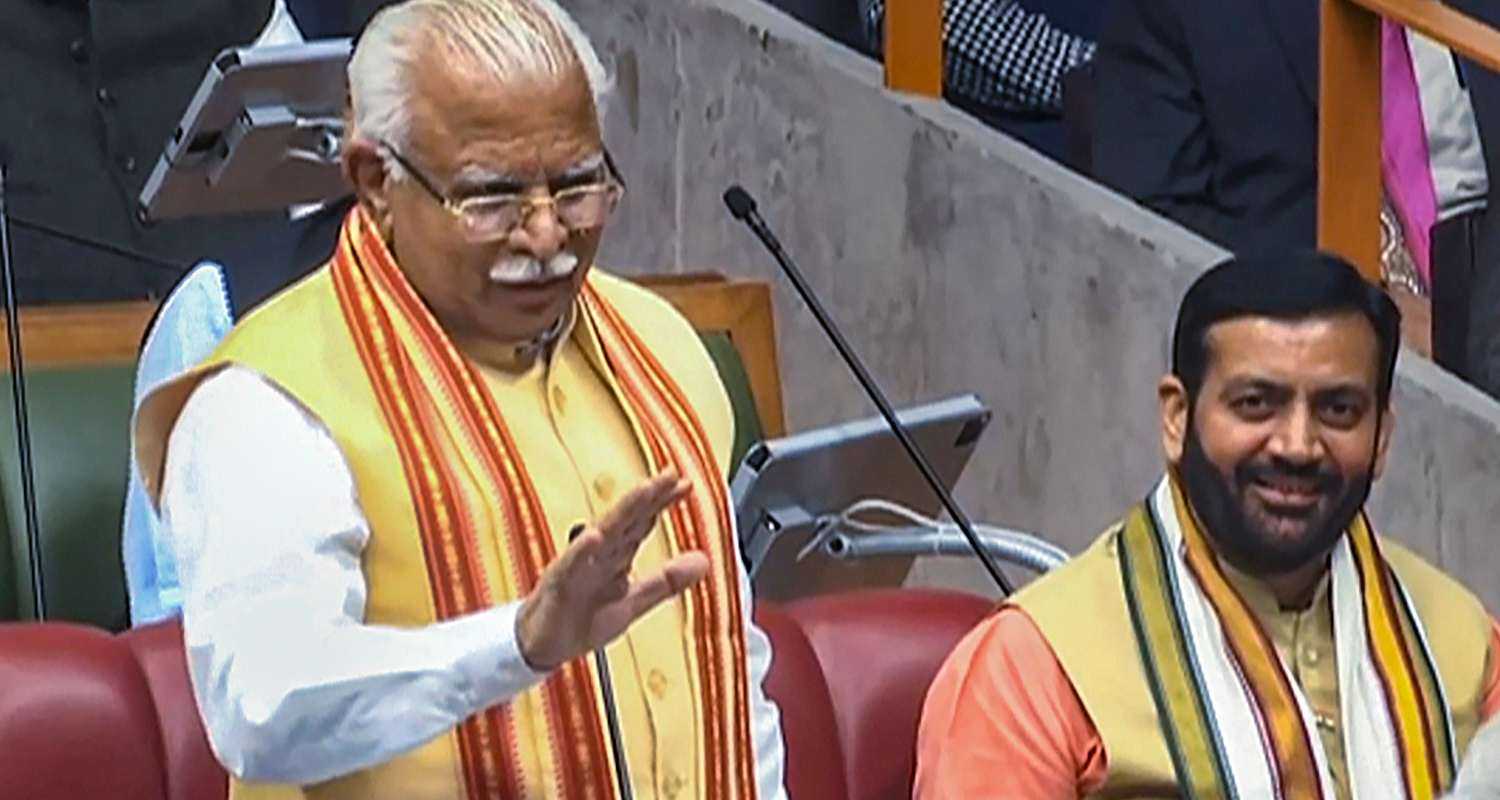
[
  {"xmin": 885, "ymin": 0, "xmax": 943, "ymax": 97},
  {"xmin": 636, "ymin": 275, "xmax": 787, "ymax": 438},
  {"xmin": 626, "ymin": 271, "xmax": 727, "ymax": 288},
  {"xmin": 0, "ymin": 302, "xmax": 157, "ymax": 369},
  {"xmin": 1319, "ymin": 0, "xmax": 1383, "ymax": 283},
  {"xmin": 1352, "ymin": 0, "xmax": 1500, "ymax": 73}
]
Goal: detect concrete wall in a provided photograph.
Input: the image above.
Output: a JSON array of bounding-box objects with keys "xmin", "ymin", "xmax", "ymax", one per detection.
[{"xmin": 562, "ymin": 0, "xmax": 1500, "ymax": 608}]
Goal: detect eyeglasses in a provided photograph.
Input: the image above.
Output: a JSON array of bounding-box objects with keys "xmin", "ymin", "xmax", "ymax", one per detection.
[{"xmin": 381, "ymin": 141, "xmax": 626, "ymax": 243}]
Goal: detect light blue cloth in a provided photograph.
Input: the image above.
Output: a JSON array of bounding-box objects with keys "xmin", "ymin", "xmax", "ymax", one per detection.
[{"xmin": 123, "ymin": 263, "xmax": 233, "ymax": 625}]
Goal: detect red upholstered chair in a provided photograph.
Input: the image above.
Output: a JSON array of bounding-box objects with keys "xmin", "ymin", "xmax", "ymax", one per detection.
[
  {"xmin": 121, "ymin": 621, "xmax": 228, "ymax": 800},
  {"xmin": 782, "ymin": 589, "xmax": 994, "ymax": 800},
  {"xmin": 0, "ymin": 592, "xmax": 989, "ymax": 800},
  {"xmin": 0, "ymin": 623, "xmax": 171, "ymax": 800},
  {"xmin": 753, "ymin": 602, "xmax": 850, "ymax": 799}
]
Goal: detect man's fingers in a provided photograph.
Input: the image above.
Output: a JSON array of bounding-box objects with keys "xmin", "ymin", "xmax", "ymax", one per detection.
[
  {"xmin": 599, "ymin": 470, "xmax": 677, "ymax": 523},
  {"xmin": 618, "ymin": 552, "xmax": 710, "ymax": 621},
  {"xmin": 551, "ymin": 527, "xmax": 617, "ymax": 592},
  {"xmin": 562, "ymin": 471, "xmax": 694, "ymax": 596},
  {"xmin": 559, "ymin": 527, "xmax": 605, "ymax": 563},
  {"xmin": 598, "ymin": 471, "xmax": 689, "ymax": 540},
  {"xmin": 620, "ymin": 478, "xmax": 689, "ymax": 544}
]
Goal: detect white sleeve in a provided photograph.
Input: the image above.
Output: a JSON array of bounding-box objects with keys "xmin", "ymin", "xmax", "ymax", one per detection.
[
  {"xmin": 160, "ymin": 367, "xmax": 546, "ymax": 785},
  {"xmin": 1451, "ymin": 715, "xmax": 1500, "ymax": 799},
  {"xmin": 731, "ymin": 488, "xmax": 789, "ymax": 800}
]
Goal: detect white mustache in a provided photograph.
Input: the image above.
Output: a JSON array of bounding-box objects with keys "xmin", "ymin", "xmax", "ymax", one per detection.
[{"xmin": 487, "ymin": 251, "xmax": 580, "ymax": 285}]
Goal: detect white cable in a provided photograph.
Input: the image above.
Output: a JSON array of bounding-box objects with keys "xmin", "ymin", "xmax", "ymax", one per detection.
[{"xmin": 795, "ymin": 497, "xmax": 1069, "ymax": 570}]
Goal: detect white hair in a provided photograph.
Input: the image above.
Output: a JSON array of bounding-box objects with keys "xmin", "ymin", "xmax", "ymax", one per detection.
[{"xmin": 348, "ymin": 0, "xmax": 609, "ymax": 156}]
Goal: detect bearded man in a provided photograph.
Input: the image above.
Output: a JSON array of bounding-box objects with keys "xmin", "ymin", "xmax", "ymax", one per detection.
[
  {"xmin": 130, "ymin": 1, "xmax": 787, "ymax": 798},
  {"xmin": 916, "ymin": 251, "xmax": 1500, "ymax": 798}
]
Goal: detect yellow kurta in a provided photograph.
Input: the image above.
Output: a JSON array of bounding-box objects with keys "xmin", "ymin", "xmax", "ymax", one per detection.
[
  {"xmin": 136, "ymin": 266, "xmax": 740, "ymax": 800},
  {"xmin": 466, "ymin": 326, "xmax": 706, "ymax": 800}
]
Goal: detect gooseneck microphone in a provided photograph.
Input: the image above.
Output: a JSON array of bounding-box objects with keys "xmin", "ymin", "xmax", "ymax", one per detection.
[
  {"xmin": 593, "ymin": 646, "xmax": 633, "ymax": 800},
  {"xmin": 722, "ymin": 186, "xmax": 1015, "ymax": 596},
  {"xmin": 0, "ymin": 150, "xmax": 47, "ymax": 619},
  {"xmin": 568, "ymin": 524, "xmax": 634, "ymax": 800}
]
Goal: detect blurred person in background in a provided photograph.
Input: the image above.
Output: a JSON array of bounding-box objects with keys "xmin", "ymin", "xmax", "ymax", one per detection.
[
  {"xmin": 1092, "ymin": 0, "xmax": 1500, "ymax": 392},
  {"xmin": 0, "ymin": 0, "xmax": 389, "ymax": 314}
]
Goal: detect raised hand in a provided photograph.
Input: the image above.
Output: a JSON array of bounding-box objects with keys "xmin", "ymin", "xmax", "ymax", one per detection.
[{"xmin": 516, "ymin": 469, "xmax": 710, "ymax": 671}]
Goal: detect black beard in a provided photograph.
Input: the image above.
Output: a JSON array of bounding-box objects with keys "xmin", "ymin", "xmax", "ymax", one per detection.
[{"xmin": 1177, "ymin": 429, "xmax": 1371, "ymax": 576}]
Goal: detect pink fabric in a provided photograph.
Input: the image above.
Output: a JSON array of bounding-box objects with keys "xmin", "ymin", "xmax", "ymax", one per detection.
[
  {"xmin": 914, "ymin": 607, "xmax": 1107, "ymax": 799},
  {"xmin": 1382, "ymin": 20, "xmax": 1440, "ymax": 287}
]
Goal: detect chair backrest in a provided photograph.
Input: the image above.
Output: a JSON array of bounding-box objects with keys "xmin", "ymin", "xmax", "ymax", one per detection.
[
  {"xmin": 0, "ymin": 301, "xmax": 153, "ymax": 627},
  {"xmin": 0, "ymin": 622, "xmax": 170, "ymax": 800},
  {"xmin": 754, "ymin": 602, "xmax": 851, "ymax": 800},
  {"xmin": 121, "ymin": 620, "xmax": 228, "ymax": 800},
  {"xmin": 635, "ymin": 273, "xmax": 786, "ymax": 438},
  {"xmin": 0, "ymin": 363, "xmax": 138, "ymax": 628},
  {"xmin": 784, "ymin": 588, "xmax": 993, "ymax": 800},
  {"xmin": 0, "ymin": 595, "xmax": 986, "ymax": 800}
]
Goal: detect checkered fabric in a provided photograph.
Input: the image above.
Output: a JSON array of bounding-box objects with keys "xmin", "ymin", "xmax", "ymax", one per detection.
[{"xmin": 864, "ymin": 0, "xmax": 1095, "ymax": 114}]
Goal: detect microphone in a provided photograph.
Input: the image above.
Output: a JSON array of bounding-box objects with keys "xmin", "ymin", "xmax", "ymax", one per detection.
[
  {"xmin": 592, "ymin": 645, "xmax": 633, "ymax": 800},
  {"xmin": 722, "ymin": 186, "xmax": 1015, "ymax": 596},
  {"xmin": 0, "ymin": 147, "xmax": 47, "ymax": 619}
]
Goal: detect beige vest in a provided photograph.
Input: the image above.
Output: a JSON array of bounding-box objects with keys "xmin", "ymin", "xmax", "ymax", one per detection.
[{"xmin": 1014, "ymin": 529, "xmax": 1493, "ymax": 799}]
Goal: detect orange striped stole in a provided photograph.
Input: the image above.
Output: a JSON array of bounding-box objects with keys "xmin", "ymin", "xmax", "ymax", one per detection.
[{"xmin": 329, "ymin": 206, "xmax": 757, "ymax": 800}]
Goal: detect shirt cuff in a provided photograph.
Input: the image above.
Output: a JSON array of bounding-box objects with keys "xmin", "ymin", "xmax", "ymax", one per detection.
[{"xmin": 449, "ymin": 601, "xmax": 550, "ymax": 710}]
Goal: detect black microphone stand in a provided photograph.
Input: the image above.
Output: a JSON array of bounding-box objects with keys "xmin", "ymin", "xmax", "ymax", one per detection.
[
  {"xmin": 593, "ymin": 647, "xmax": 634, "ymax": 800},
  {"xmin": 0, "ymin": 161, "xmax": 47, "ymax": 619},
  {"xmin": 723, "ymin": 186, "xmax": 1015, "ymax": 596},
  {"xmin": 569, "ymin": 525, "xmax": 634, "ymax": 799}
]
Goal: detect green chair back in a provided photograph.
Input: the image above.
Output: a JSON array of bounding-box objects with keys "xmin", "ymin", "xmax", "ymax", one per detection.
[
  {"xmin": 699, "ymin": 331, "xmax": 766, "ymax": 476},
  {"xmin": 0, "ymin": 336, "xmax": 768, "ymax": 630},
  {"xmin": 0, "ymin": 365, "xmax": 135, "ymax": 629}
]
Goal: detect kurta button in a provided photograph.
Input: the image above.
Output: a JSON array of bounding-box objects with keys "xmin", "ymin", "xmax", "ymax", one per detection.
[
  {"xmin": 96, "ymin": 87, "xmax": 115, "ymax": 107},
  {"xmin": 119, "ymin": 156, "xmax": 136, "ymax": 174},
  {"xmin": 1302, "ymin": 645, "xmax": 1320, "ymax": 666},
  {"xmin": 646, "ymin": 668, "xmax": 668, "ymax": 699},
  {"xmin": 593, "ymin": 474, "xmax": 616, "ymax": 501},
  {"xmin": 551, "ymin": 385, "xmax": 566, "ymax": 413},
  {"xmin": 662, "ymin": 770, "xmax": 684, "ymax": 800},
  {"xmin": 68, "ymin": 38, "xmax": 89, "ymax": 63}
]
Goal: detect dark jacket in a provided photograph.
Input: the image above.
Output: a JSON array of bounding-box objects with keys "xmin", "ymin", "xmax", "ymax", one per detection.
[
  {"xmin": 1091, "ymin": 0, "xmax": 1323, "ymax": 252},
  {"xmin": 0, "ymin": 1, "xmax": 393, "ymax": 313}
]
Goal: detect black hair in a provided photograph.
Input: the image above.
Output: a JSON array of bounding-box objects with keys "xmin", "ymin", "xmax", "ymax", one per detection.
[{"xmin": 1171, "ymin": 250, "xmax": 1401, "ymax": 408}]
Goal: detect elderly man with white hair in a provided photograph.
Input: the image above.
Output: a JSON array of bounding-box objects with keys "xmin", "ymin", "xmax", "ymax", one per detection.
[{"xmin": 129, "ymin": 1, "xmax": 787, "ymax": 798}]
